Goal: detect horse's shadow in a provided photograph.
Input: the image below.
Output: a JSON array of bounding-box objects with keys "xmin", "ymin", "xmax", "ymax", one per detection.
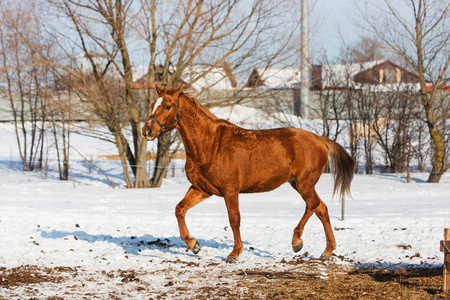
[{"xmin": 37, "ymin": 229, "xmax": 265, "ymax": 259}]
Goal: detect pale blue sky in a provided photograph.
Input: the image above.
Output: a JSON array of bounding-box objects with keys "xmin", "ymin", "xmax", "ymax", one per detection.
[{"xmin": 311, "ymin": 0, "xmax": 363, "ymax": 62}]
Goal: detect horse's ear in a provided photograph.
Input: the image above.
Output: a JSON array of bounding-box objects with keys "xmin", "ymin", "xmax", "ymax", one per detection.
[
  {"xmin": 173, "ymin": 84, "xmax": 184, "ymax": 98},
  {"xmin": 155, "ymin": 84, "xmax": 163, "ymax": 96}
]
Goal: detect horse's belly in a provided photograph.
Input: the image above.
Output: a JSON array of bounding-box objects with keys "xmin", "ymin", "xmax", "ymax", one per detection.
[
  {"xmin": 240, "ymin": 168, "xmax": 291, "ymax": 193},
  {"xmin": 240, "ymin": 181, "xmax": 286, "ymax": 193}
]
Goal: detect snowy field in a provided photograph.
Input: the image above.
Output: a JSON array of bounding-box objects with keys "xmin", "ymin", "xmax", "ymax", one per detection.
[{"xmin": 0, "ymin": 108, "xmax": 449, "ymax": 298}]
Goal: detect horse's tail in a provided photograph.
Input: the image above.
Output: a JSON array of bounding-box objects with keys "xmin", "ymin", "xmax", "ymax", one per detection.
[{"xmin": 322, "ymin": 137, "xmax": 356, "ymax": 199}]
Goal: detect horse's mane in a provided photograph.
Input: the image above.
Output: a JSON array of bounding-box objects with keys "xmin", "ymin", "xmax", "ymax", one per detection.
[
  {"xmin": 179, "ymin": 92, "xmax": 219, "ymax": 121},
  {"xmin": 161, "ymin": 87, "xmax": 218, "ymax": 121}
]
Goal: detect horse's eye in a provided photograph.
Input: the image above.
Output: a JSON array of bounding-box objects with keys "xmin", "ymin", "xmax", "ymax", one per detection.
[{"xmin": 165, "ymin": 105, "xmax": 171, "ymax": 110}]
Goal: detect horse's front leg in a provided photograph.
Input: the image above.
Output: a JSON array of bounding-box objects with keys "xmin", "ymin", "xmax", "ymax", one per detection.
[
  {"xmin": 224, "ymin": 194, "xmax": 243, "ymax": 263},
  {"xmin": 175, "ymin": 186, "xmax": 211, "ymax": 253}
]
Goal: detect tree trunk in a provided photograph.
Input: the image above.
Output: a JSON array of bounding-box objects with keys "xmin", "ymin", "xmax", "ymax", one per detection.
[
  {"xmin": 114, "ymin": 2, "xmax": 148, "ymax": 188},
  {"xmin": 424, "ymin": 104, "xmax": 445, "ymax": 183},
  {"xmin": 150, "ymin": 133, "xmax": 172, "ymax": 187},
  {"xmin": 133, "ymin": 135, "xmax": 149, "ymax": 188},
  {"xmin": 113, "ymin": 131, "xmax": 134, "ymax": 189}
]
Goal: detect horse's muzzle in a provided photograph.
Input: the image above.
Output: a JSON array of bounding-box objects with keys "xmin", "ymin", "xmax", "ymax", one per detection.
[{"xmin": 143, "ymin": 126, "xmax": 158, "ymax": 141}]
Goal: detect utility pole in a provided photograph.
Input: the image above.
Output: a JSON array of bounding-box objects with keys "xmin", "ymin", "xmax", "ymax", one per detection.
[{"xmin": 300, "ymin": 0, "xmax": 309, "ymax": 119}]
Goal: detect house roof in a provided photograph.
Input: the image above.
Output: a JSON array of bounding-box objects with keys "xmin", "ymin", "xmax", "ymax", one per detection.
[
  {"xmin": 244, "ymin": 62, "xmax": 405, "ymax": 90},
  {"xmin": 314, "ymin": 60, "xmax": 423, "ymax": 91},
  {"xmin": 426, "ymin": 85, "xmax": 450, "ymax": 92},
  {"xmin": 245, "ymin": 67, "xmax": 301, "ymax": 89}
]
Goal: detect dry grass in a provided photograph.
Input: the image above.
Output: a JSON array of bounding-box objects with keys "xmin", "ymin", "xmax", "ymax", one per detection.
[
  {"xmin": 230, "ymin": 266, "xmax": 446, "ymax": 299},
  {"xmin": 0, "ymin": 261, "xmax": 448, "ymax": 299}
]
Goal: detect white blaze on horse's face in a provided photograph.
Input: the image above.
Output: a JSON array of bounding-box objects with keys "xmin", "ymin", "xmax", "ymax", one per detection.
[
  {"xmin": 142, "ymin": 97, "xmax": 163, "ymax": 141},
  {"xmin": 152, "ymin": 97, "xmax": 163, "ymax": 114}
]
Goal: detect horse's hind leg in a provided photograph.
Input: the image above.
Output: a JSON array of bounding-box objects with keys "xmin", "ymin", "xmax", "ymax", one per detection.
[
  {"xmin": 290, "ymin": 180, "xmax": 314, "ymax": 252},
  {"xmin": 290, "ymin": 180, "xmax": 336, "ymax": 259},
  {"xmin": 175, "ymin": 186, "xmax": 211, "ymax": 253},
  {"xmin": 314, "ymin": 197, "xmax": 336, "ymax": 259}
]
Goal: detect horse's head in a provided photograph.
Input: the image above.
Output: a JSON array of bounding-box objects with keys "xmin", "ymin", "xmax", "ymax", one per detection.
[{"xmin": 142, "ymin": 84, "xmax": 183, "ymax": 141}]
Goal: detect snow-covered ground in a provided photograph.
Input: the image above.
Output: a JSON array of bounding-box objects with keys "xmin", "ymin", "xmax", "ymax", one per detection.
[{"xmin": 0, "ymin": 109, "xmax": 449, "ymax": 298}]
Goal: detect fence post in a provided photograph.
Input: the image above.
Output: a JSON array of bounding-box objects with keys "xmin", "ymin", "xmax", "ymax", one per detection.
[{"xmin": 441, "ymin": 228, "xmax": 450, "ymax": 293}]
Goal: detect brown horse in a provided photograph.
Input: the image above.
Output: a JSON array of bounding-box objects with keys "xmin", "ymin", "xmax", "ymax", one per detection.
[{"xmin": 142, "ymin": 85, "xmax": 355, "ymax": 263}]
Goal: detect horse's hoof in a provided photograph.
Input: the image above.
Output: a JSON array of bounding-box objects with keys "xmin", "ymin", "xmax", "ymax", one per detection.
[
  {"xmin": 320, "ymin": 253, "xmax": 332, "ymax": 261},
  {"xmin": 292, "ymin": 242, "xmax": 303, "ymax": 253},
  {"xmin": 226, "ymin": 257, "xmax": 238, "ymax": 264},
  {"xmin": 190, "ymin": 241, "xmax": 201, "ymax": 254}
]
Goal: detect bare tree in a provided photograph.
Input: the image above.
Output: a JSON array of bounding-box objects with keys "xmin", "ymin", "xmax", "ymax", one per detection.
[
  {"xmin": 358, "ymin": 0, "xmax": 450, "ymax": 182},
  {"xmin": 0, "ymin": 1, "xmax": 72, "ymax": 180},
  {"xmin": 345, "ymin": 36, "xmax": 386, "ymax": 64},
  {"xmin": 3, "ymin": 0, "xmax": 306, "ymax": 188},
  {"xmin": 133, "ymin": 0, "xmax": 300, "ymax": 187},
  {"xmin": 0, "ymin": 1, "xmax": 47, "ymax": 172},
  {"xmin": 0, "ymin": 1, "xmax": 75, "ymax": 179},
  {"xmin": 309, "ymin": 57, "xmax": 350, "ymax": 141},
  {"xmin": 375, "ymin": 87, "xmax": 419, "ymax": 174},
  {"xmin": 44, "ymin": 0, "xmax": 151, "ymax": 188},
  {"xmin": 47, "ymin": 67, "xmax": 75, "ymax": 180}
]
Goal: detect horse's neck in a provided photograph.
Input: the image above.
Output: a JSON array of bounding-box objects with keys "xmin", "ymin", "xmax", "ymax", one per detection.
[{"xmin": 177, "ymin": 96, "xmax": 219, "ymax": 163}]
